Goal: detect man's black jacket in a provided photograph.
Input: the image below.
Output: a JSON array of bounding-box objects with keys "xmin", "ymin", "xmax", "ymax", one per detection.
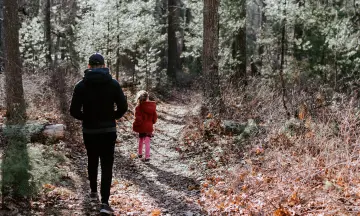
[{"xmin": 70, "ymin": 68, "xmax": 128, "ymax": 133}]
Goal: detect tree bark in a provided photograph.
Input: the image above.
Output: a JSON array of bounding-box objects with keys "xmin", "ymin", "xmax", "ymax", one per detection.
[
  {"xmin": 155, "ymin": 0, "xmax": 167, "ymax": 88},
  {"xmin": 258, "ymin": 0, "xmax": 267, "ymax": 74},
  {"xmin": 279, "ymin": 0, "xmax": 291, "ymax": 119},
  {"xmin": 115, "ymin": 1, "xmax": 120, "ymax": 81},
  {"xmin": 45, "ymin": 0, "xmax": 52, "ymax": 67},
  {"xmin": 203, "ymin": 0, "xmax": 222, "ymax": 115},
  {"xmin": 167, "ymin": 0, "xmax": 178, "ymax": 84},
  {"xmin": 0, "ymin": 0, "xmax": 3, "ymax": 72},
  {"xmin": 66, "ymin": 0, "xmax": 80, "ymax": 69},
  {"xmin": 232, "ymin": 0, "xmax": 247, "ymax": 84},
  {"xmin": 3, "ymin": 0, "xmax": 26, "ymax": 122}
]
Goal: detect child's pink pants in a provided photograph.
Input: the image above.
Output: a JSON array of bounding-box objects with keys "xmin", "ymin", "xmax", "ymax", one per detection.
[{"xmin": 138, "ymin": 137, "xmax": 151, "ymax": 159}]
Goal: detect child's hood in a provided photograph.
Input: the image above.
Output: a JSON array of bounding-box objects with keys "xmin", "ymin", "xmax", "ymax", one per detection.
[{"xmin": 140, "ymin": 101, "xmax": 156, "ymax": 114}]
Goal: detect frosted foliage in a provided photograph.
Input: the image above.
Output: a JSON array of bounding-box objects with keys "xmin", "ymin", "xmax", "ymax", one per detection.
[
  {"xmin": 19, "ymin": 17, "xmax": 46, "ymax": 67},
  {"xmin": 252, "ymin": 0, "xmax": 360, "ymax": 80},
  {"xmin": 182, "ymin": 0, "xmax": 203, "ymax": 59},
  {"xmin": 76, "ymin": 0, "xmax": 161, "ymax": 67},
  {"xmin": 13, "ymin": 0, "xmax": 360, "ymax": 86}
]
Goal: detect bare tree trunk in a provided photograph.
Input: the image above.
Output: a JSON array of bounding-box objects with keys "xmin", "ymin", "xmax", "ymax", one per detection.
[
  {"xmin": 3, "ymin": 1, "xmax": 30, "ymax": 203},
  {"xmin": 155, "ymin": 0, "xmax": 167, "ymax": 89},
  {"xmin": 45, "ymin": 0, "xmax": 52, "ymax": 67},
  {"xmin": 167, "ymin": 0, "xmax": 178, "ymax": 84},
  {"xmin": 145, "ymin": 48, "xmax": 149, "ymax": 90},
  {"xmin": 279, "ymin": 0, "xmax": 291, "ymax": 119},
  {"xmin": 203, "ymin": 0, "xmax": 222, "ymax": 115},
  {"xmin": 258, "ymin": 0, "xmax": 267, "ymax": 75},
  {"xmin": 115, "ymin": 1, "xmax": 120, "ymax": 81},
  {"xmin": 0, "ymin": 0, "xmax": 4, "ymax": 72},
  {"xmin": 232, "ymin": 0, "xmax": 247, "ymax": 84},
  {"xmin": 3, "ymin": 0, "xmax": 26, "ymax": 122},
  {"xmin": 106, "ymin": 21, "xmax": 111, "ymax": 70},
  {"xmin": 67, "ymin": 0, "xmax": 80, "ymax": 69}
]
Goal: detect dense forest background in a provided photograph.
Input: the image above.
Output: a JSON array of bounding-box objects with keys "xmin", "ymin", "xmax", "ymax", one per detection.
[
  {"xmin": 0, "ymin": 0, "xmax": 360, "ymax": 215},
  {"xmin": 1, "ymin": 0, "xmax": 360, "ymax": 114}
]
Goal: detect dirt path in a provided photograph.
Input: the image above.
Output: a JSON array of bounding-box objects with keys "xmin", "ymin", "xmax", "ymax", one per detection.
[
  {"xmin": 110, "ymin": 102, "xmax": 203, "ymax": 215},
  {"xmin": 49, "ymin": 100, "xmax": 204, "ymax": 216}
]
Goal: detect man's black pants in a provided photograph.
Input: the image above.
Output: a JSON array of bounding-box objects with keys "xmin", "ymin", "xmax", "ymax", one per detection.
[{"xmin": 83, "ymin": 132, "xmax": 116, "ymax": 205}]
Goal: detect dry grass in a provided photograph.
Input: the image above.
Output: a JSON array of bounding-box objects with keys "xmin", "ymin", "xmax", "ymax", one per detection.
[{"xmin": 194, "ymin": 79, "xmax": 360, "ymax": 215}]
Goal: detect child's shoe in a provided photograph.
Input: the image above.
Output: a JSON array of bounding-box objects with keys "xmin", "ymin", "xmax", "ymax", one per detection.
[{"xmin": 138, "ymin": 155, "xmax": 143, "ymax": 158}]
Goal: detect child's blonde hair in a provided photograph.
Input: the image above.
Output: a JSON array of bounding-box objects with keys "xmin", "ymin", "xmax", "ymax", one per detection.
[{"xmin": 135, "ymin": 90, "xmax": 149, "ymax": 105}]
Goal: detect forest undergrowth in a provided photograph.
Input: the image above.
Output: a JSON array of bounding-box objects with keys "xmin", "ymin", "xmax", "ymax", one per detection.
[
  {"xmin": 178, "ymin": 78, "xmax": 360, "ymax": 215},
  {"xmin": 1, "ymin": 73, "xmax": 360, "ymax": 215}
]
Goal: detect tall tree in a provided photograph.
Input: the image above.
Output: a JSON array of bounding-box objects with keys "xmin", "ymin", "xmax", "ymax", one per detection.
[
  {"xmin": 231, "ymin": 0, "xmax": 247, "ymax": 84},
  {"xmin": 167, "ymin": 0, "xmax": 178, "ymax": 83},
  {"xmin": 279, "ymin": 0, "xmax": 290, "ymax": 119},
  {"xmin": 203, "ymin": 0, "xmax": 221, "ymax": 114},
  {"xmin": 115, "ymin": 0, "xmax": 120, "ymax": 81},
  {"xmin": 293, "ymin": 0, "xmax": 304, "ymax": 61},
  {"xmin": 44, "ymin": 0, "xmax": 52, "ymax": 66},
  {"xmin": 3, "ymin": 0, "xmax": 26, "ymax": 121},
  {"xmin": 155, "ymin": 0, "xmax": 168, "ymax": 88},
  {"xmin": 258, "ymin": 0, "xmax": 266, "ymax": 74},
  {"xmin": 0, "ymin": 0, "xmax": 4, "ymax": 72}
]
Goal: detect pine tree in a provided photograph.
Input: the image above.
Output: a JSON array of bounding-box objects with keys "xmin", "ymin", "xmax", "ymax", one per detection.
[
  {"xmin": 0, "ymin": 0, "xmax": 4, "ymax": 73},
  {"xmin": 4, "ymin": 0, "xmax": 26, "ymax": 122},
  {"xmin": 203, "ymin": 0, "xmax": 222, "ymax": 114},
  {"xmin": 167, "ymin": 0, "xmax": 179, "ymax": 84}
]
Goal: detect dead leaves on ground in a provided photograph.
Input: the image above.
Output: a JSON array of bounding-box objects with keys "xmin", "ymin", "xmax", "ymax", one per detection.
[
  {"xmin": 270, "ymin": 133, "xmax": 293, "ymax": 149},
  {"xmin": 180, "ymin": 115, "xmax": 237, "ymax": 169},
  {"xmin": 29, "ymin": 183, "xmax": 77, "ymax": 213},
  {"xmin": 287, "ymin": 191, "xmax": 300, "ymax": 207},
  {"xmin": 151, "ymin": 209, "xmax": 162, "ymax": 216},
  {"xmin": 42, "ymin": 184, "xmax": 74, "ymax": 201},
  {"xmin": 198, "ymin": 153, "xmax": 360, "ymax": 215},
  {"xmin": 273, "ymin": 208, "xmax": 291, "ymax": 216}
]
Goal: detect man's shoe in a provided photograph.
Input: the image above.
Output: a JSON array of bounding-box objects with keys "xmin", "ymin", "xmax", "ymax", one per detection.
[
  {"xmin": 89, "ymin": 192, "xmax": 98, "ymax": 201},
  {"xmin": 100, "ymin": 203, "xmax": 114, "ymax": 215}
]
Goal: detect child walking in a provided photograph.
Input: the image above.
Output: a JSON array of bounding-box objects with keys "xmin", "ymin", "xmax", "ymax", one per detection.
[{"xmin": 133, "ymin": 90, "xmax": 157, "ymax": 161}]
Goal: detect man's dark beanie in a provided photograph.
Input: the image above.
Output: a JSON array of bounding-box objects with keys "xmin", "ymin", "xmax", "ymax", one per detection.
[{"xmin": 89, "ymin": 53, "xmax": 105, "ymax": 66}]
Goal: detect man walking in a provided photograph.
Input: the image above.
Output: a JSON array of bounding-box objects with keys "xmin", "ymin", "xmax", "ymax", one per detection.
[{"xmin": 70, "ymin": 53, "xmax": 128, "ymax": 215}]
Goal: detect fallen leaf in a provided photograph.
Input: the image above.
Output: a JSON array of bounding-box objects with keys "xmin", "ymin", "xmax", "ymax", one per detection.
[
  {"xmin": 288, "ymin": 191, "xmax": 300, "ymax": 206},
  {"xmin": 151, "ymin": 209, "xmax": 161, "ymax": 216},
  {"xmin": 112, "ymin": 179, "xmax": 119, "ymax": 187},
  {"xmin": 255, "ymin": 146, "xmax": 264, "ymax": 154},
  {"xmin": 43, "ymin": 184, "xmax": 56, "ymax": 190},
  {"xmin": 273, "ymin": 208, "xmax": 291, "ymax": 216},
  {"xmin": 242, "ymin": 185, "xmax": 248, "ymax": 191},
  {"xmin": 130, "ymin": 153, "xmax": 137, "ymax": 159}
]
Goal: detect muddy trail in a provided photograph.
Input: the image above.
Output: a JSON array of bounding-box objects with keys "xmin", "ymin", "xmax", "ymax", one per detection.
[{"xmin": 28, "ymin": 97, "xmax": 205, "ymax": 216}]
